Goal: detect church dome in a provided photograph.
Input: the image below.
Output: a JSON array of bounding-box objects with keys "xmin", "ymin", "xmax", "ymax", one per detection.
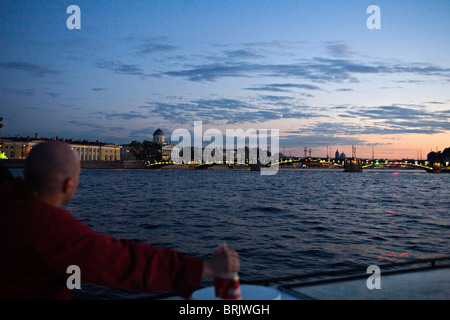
[
  {"xmin": 339, "ymin": 152, "xmax": 347, "ymax": 160},
  {"xmin": 153, "ymin": 128, "xmax": 166, "ymax": 145}
]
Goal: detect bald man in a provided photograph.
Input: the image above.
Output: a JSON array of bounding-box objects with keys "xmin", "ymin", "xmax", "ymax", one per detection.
[
  {"xmin": 23, "ymin": 141, "xmax": 81, "ymax": 207},
  {"xmin": 0, "ymin": 141, "xmax": 239, "ymax": 299}
]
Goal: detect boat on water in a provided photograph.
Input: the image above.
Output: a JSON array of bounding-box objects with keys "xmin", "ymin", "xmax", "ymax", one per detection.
[{"xmin": 148, "ymin": 256, "xmax": 449, "ymax": 300}]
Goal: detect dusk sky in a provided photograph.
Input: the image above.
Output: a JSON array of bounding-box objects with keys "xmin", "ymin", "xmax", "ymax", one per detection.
[{"xmin": 1, "ymin": 0, "xmax": 449, "ymax": 159}]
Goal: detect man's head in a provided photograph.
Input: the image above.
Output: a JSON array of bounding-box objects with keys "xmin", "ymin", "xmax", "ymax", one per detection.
[{"xmin": 24, "ymin": 141, "xmax": 80, "ymax": 206}]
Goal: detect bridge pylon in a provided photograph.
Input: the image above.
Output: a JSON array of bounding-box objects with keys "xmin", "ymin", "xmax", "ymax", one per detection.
[
  {"xmin": 344, "ymin": 158, "xmax": 362, "ymax": 172},
  {"xmin": 432, "ymin": 162, "xmax": 441, "ymax": 173}
]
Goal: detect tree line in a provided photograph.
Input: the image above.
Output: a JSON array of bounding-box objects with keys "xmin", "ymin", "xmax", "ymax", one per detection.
[
  {"xmin": 128, "ymin": 141, "xmax": 162, "ymax": 161},
  {"xmin": 427, "ymin": 147, "xmax": 450, "ymax": 164}
]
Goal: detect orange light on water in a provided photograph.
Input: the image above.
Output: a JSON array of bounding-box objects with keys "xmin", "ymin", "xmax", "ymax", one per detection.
[{"xmin": 378, "ymin": 250, "xmax": 411, "ymax": 262}]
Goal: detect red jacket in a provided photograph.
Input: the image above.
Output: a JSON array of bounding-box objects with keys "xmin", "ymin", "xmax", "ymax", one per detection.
[{"xmin": 0, "ymin": 178, "xmax": 203, "ymax": 299}]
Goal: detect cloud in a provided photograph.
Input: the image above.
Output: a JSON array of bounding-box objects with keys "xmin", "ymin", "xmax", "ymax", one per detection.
[
  {"xmin": 56, "ymin": 120, "xmax": 131, "ymax": 143},
  {"xmin": 61, "ymin": 104, "xmax": 82, "ymax": 110},
  {"xmin": 386, "ymin": 120, "xmax": 450, "ymax": 133},
  {"xmin": 1, "ymin": 88, "xmax": 35, "ymax": 96},
  {"xmin": 230, "ymin": 40, "xmax": 309, "ymax": 49},
  {"xmin": 0, "ymin": 61, "xmax": 62, "ymax": 77},
  {"xmin": 88, "ymin": 110, "xmax": 151, "ymax": 121},
  {"xmin": 44, "ymin": 91, "xmax": 61, "ymax": 98},
  {"xmin": 162, "ymin": 57, "xmax": 450, "ymax": 83},
  {"xmin": 336, "ymin": 88, "xmax": 353, "ymax": 92},
  {"xmin": 274, "ymin": 103, "xmax": 450, "ymax": 146},
  {"xmin": 283, "ymin": 119, "xmax": 441, "ymax": 147},
  {"xmin": 245, "ymin": 86, "xmax": 287, "ymax": 93},
  {"xmin": 124, "ymin": 36, "xmax": 179, "ymax": 56},
  {"xmin": 224, "ymin": 49, "xmax": 264, "ymax": 60},
  {"xmin": 164, "ymin": 63, "xmax": 250, "ymax": 81},
  {"xmin": 335, "ymin": 105, "xmax": 450, "ymax": 135},
  {"xmin": 281, "ymin": 133, "xmax": 366, "ymax": 147},
  {"xmin": 137, "ymin": 42, "xmax": 179, "ymax": 56},
  {"xmin": 193, "ymin": 98, "xmax": 252, "ymax": 110},
  {"xmin": 143, "ymin": 98, "xmax": 320, "ymax": 124},
  {"xmin": 104, "ymin": 111, "xmax": 150, "ymax": 121},
  {"xmin": 437, "ymin": 109, "xmax": 450, "ymax": 115},
  {"xmin": 246, "ymin": 83, "xmax": 322, "ymax": 92},
  {"xmin": 144, "ymin": 99, "xmax": 258, "ymax": 124},
  {"xmin": 95, "ymin": 59, "xmax": 150, "ymax": 78},
  {"xmin": 259, "ymin": 95, "xmax": 294, "ymax": 102},
  {"xmin": 425, "ymin": 101, "xmax": 445, "ymax": 105},
  {"xmin": 346, "ymin": 105, "xmax": 430, "ymax": 120},
  {"xmin": 326, "ymin": 41, "xmax": 355, "ymax": 57}
]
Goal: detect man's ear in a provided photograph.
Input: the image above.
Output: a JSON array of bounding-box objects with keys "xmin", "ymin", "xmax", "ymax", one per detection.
[{"xmin": 62, "ymin": 176, "xmax": 74, "ymax": 194}]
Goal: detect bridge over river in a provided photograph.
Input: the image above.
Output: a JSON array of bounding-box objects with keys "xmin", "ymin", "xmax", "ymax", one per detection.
[
  {"xmin": 278, "ymin": 158, "xmax": 448, "ymax": 173},
  {"xmin": 145, "ymin": 158, "xmax": 449, "ymax": 173}
]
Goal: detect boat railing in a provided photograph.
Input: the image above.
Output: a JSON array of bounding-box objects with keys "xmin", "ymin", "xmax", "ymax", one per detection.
[
  {"xmin": 138, "ymin": 255, "xmax": 450, "ymax": 300},
  {"xmin": 242, "ymin": 255, "xmax": 450, "ymax": 288}
]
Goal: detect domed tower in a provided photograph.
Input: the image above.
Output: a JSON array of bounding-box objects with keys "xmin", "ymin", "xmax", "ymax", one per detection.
[{"xmin": 153, "ymin": 128, "xmax": 165, "ymax": 145}]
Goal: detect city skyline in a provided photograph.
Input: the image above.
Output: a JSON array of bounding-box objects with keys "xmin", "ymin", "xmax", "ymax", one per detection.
[{"xmin": 0, "ymin": 0, "xmax": 449, "ymax": 159}]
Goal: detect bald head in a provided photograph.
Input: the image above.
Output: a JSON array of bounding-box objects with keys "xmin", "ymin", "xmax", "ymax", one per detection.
[{"xmin": 24, "ymin": 141, "xmax": 80, "ymax": 205}]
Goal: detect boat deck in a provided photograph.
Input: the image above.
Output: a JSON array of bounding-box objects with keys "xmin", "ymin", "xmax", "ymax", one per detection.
[
  {"xmin": 277, "ymin": 265, "xmax": 449, "ymax": 300},
  {"xmin": 154, "ymin": 256, "xmax": 450, "ymax": 300},
  {"xmin": 267, "ymin": 256, "xmax": 450, "ymax": 300}
]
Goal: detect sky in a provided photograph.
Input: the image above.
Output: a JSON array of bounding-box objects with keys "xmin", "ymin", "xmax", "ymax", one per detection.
[{"xmin": 0, "ymin": 0, "xmax": 449, "ymax": 159}]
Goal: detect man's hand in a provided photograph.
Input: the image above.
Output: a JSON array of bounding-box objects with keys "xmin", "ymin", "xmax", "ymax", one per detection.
[{"xmin": 202, "ymin": 248, "xmax": 240, "ymax": 278}]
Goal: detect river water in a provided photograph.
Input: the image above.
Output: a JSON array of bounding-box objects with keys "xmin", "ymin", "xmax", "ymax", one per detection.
[{"xmin": 10, "ymin": 168, "xmax": 450, "ymax": 299}]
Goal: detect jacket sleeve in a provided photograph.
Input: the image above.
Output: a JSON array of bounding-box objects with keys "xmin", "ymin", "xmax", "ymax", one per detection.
[{"xmin": 28, "ymin": 205, "xmax": 204, "ymax": 299}]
